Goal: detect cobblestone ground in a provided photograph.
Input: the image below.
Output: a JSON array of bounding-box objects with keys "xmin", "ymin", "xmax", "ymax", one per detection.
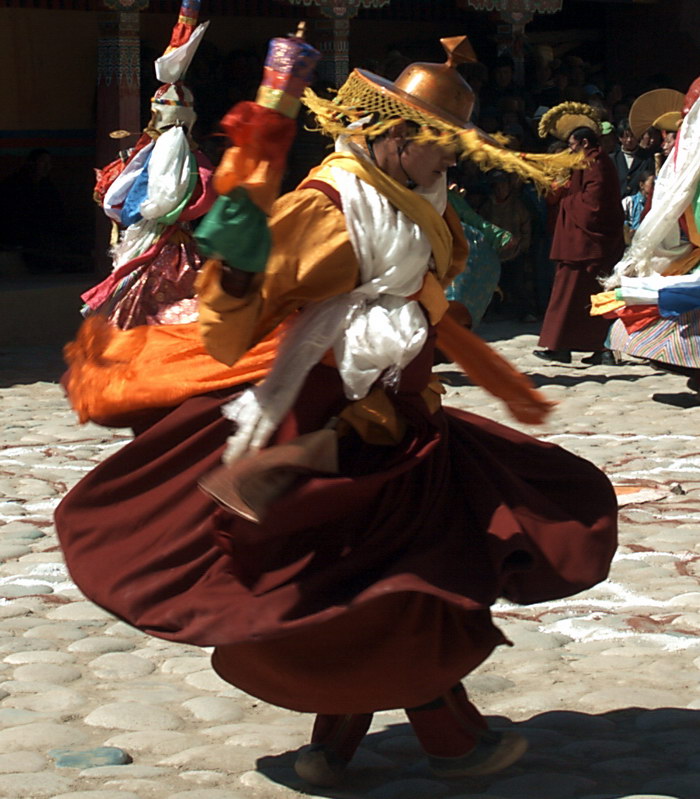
[{"xmin": 0, "ymin": 322, "xmax": 698, "ymax": 799}]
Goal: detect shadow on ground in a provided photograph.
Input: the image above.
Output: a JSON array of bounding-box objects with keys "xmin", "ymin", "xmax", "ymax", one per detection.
[
  {"xmin": 256, "ymin": 707, "xmax": 699, "ymax": 799},
  {"xmin": 438, "ymin": 368, "xmax": 664, "ymax": 391}
]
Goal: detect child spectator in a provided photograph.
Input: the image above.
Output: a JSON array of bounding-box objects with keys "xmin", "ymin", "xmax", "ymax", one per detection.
[{"xmin": 622, "ymin": 169, "xmax": 655, "ymax": 244}]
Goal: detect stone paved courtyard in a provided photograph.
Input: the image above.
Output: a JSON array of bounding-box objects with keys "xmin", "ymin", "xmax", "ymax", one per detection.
[{"xmin": 0, "ymin": 321, "xmax": 698, "ymax": 799}]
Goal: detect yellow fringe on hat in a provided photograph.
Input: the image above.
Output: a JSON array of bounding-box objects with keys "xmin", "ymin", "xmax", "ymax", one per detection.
[
  {"xmin": 302, "ymin": 78, "xmax": 586, "ymax": 191},
  {"xmin": 538, "ymin": 102, "xmax": 601, "ymax": 140}
]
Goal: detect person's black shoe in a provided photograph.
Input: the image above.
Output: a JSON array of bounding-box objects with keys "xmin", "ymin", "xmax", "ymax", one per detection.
[
  {"xmin": 652, "ymin": 393, "xmax": 700, "ymax": 408},
  {"xmin": 581, "ymin": 350, "xmax": 618, "ymax": 366},
  {"xmin": 533, "ymin": 349, "xmax": 572, "ymax": 364}
]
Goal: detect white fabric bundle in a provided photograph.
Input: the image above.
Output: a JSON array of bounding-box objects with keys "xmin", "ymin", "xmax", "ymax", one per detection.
[
  {"xmin": 155, "ymin": 22, "xmax": 210, "ymax": 84},
  {"xmin": 139, "ymin": 126, "xmax": 193, "ymax": 221},
  {"xmin": 102, "ymin": 142, "xmax": 154, "ymax": 224},
  {"xmin": 605, "ymin": 98, "xmax": 700, "ymax": 289},
  {"xmin": 222, "ymin": 138, "xmax": 445, "ymax": 463},
  {"xmin": 111, "ymin": 218, "xmax": 163, "ymax": 269}
]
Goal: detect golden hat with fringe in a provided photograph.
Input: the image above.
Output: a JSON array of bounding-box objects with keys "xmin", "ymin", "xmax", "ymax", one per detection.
[
  {"xmin": 537, "ymin": 102, "xmax": 601, "ymax": 141},
  {"xmin": 302, "ymin": 37, "xmax": 589, "ymax": 191},
  {"xmin": 629, "ymin": 88, "xmax": 685, "ymax": 138}
]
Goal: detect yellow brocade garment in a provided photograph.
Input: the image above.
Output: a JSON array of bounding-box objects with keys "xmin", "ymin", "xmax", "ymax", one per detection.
[{"xmin": 590, "ymin": 291, "xmax": 625, "ymax": 317}]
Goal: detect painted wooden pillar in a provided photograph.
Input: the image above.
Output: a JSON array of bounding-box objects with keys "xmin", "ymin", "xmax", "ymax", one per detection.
[
  {"xmin": 94, "ymin": 1, "xmax": 147, "ymax": 273},
  {"xmin": 95, "ymin": 4, "xmax": 145, "ymax": 168},
  {"xmin": 289, "ymin": 1, "xmax": 390, "ymax": 89}
]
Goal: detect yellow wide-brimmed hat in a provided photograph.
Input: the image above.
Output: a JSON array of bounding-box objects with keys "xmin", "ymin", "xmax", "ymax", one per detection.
[
  {"xmin": 629, "ymin": 88, "xmax": 684, "ymax": 139},
  {"xmin": 537, "ymin": 102, "xmax": 601, "ymax": 141}
]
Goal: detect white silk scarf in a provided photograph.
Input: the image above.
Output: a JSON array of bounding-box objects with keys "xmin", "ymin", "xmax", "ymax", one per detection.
[{"xmin": 222, "ymin": 138, "xmax": 446, "ymax": 462}]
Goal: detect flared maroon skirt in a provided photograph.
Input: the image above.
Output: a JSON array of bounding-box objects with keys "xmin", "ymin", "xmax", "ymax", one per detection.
[{"xmin": 55, "ymin": 342, "xmax": 617, "ymax": 714}]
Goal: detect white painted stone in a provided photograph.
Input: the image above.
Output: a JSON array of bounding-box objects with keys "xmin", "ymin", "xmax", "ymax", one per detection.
[
  {"xmin": 23, "ymin": 623, "xmax": 88, "ymax": 641},
  {"xmin": 0, "ymin": 603, "xmax": 32, "ymax": 619},
  {"xmin": 46, "ymin": 601, "xmax": 114, "ymax": 621},
  {"xmin": 4, "ymin": 650, "xmax": 74, "ymax": 665},
  {"xmin": 104, "ymin": 683, "xmax": 194, "ymax": 705},
  {"xmin": 161, "ymin": 655, "xmax": 211, "ymax": 674},
  {"xmin": 0, "ymin": 750, "xmax": 46, "ymax": 773},
  {"xmin": 0, "ymin": 543, "xmax": 32, "ymax": 558},
  {"xmin": 3, "ymin": 687, "xmax": 85, "ymax": 712},
  {"xmin": 84, "ymin": 701, "xmax": 183, "ymax": 731},
  {"xmin": 668, "ymin": 591, "xmax": 700, "ymax": 607},
  {"xmin": 0, "ymin": 721, "xmax": 87, "ymax": 751},
  {"xmin": 0, "ymin": 772, "xmax": 75, "ymax": 797},
  {"xmin": 159, "ymin": 744, "xmax": 257, "ymax": 772},
  {"xmin": 12, "ymin": 662, "xmax": 81, "ymax": 683},
  {"xmin": 182, "ymin": 696, "xmax": 245, "ymax": 723},
  {"xmin": 67, "ymin": 636, "xmax": 135, "ymax": 654},
  {"xmin": 15, "ymin": 552, "xmax": 63, "ymax": 562},
  {"xmin": 179, "ymin": 770, "xmax": 226, "ymax": 785},
  {"xmin": 88, "ymin": 652, "xmax": 155, "ymax": 679},
  {"xmin": 103, "ymin": 730, "xmax": 203, "ymax": 756},
  {"xmin": 0, "ymin": 583, "xmax": 53, "ymax": 598},
  {"xmin": 185, "ymin": 669, "xmax": 245, "ymax": 696},
  {"xmin": 239, "ymin": 769, "xmax": 307, "ymax": 793},
  {"xmin": 78, "ymin": 764, "xmax": 169, "ymax": 778},
  {"xmin": 0, "ymin": 708, "xmax": 47, "ymax": 727},
  {"xmin": 104, "ymin": 620, "xmax": 144, "ymax": 638}
]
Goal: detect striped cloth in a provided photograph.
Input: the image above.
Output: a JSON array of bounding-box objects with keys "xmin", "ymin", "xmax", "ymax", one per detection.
[{"xmin": 609, "ymin": 308, "xmax": 700, "ymax": 367}]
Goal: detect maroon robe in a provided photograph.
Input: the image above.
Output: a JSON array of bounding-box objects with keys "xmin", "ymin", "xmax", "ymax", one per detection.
[
  {"xmin": 55, "ymin": 331, "xmax": 618, "ymax": 715},
  {"xmin": 539, "ymin": 147, "xmax": 625, "ymax": 352}
]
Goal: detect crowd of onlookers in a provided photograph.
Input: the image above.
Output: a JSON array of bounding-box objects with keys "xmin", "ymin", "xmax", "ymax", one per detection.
[{"xmin": 430, "ymin": 50, "xmax": 678, "ymax": 323}]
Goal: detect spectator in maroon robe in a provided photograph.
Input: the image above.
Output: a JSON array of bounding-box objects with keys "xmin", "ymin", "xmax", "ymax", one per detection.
[{"xmin": 534, "ymin": 103, "xmax": 625, "ymax": 365}]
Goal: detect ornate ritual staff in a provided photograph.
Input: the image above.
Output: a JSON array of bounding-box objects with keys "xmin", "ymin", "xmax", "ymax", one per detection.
[{"xmin": 196, "ymin": 23, "xmax": 321, "ymax": 267}]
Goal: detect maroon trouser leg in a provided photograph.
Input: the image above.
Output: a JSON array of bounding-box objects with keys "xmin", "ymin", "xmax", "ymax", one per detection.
[
  {"xmin": 405, "ymin": 683, "xmax": 491, "ymax": 757},
  {"xmin": 309, "ymin": 713, "xmax": 374, "ymax": 763},
  {"xmin": 309, "ymin": 684, "xmax": 489, "ymax": 763}
]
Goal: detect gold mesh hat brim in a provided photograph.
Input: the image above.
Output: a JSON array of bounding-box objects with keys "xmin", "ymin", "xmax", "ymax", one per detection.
[
  {"xmin": 629, "ymin": 89, "xmax": 685, "ymax": 139},
  {"xmin": 303, "ymin": 69, "xmax": 478, "ymax": 143},
  {"xmin": 303, "ymin": 72, "xmax": 589, "ymax": 191}
]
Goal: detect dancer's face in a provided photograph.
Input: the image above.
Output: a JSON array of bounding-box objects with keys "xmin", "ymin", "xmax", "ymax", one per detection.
[
  {"xmin": 374, "ymin": 123, "xmax": 458, "ymax": 189},
  {"xmin": 398, "ymin": 136, "xmax": 458, "ymax": 189}
]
